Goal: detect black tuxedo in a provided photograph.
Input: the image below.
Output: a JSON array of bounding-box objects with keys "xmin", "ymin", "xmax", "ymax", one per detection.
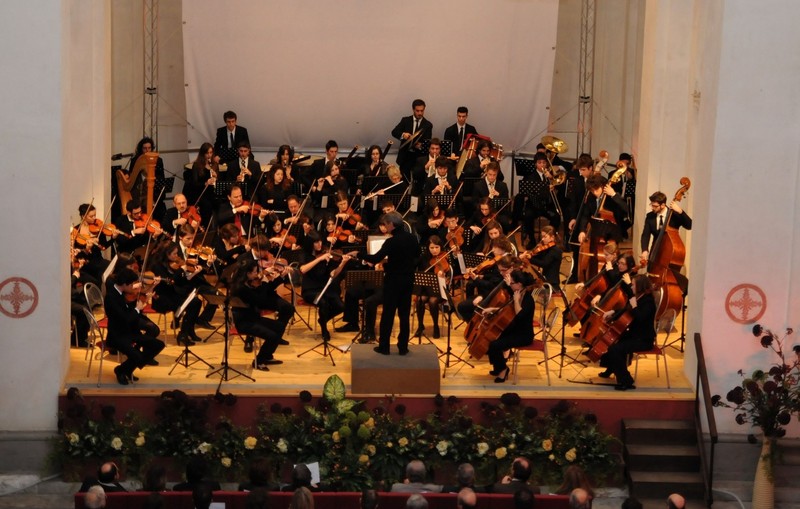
[
  {"xmin": 391, "ymin": 115, "xmax": 433, "ymax": 176},
  {"xmin": 104, "ymin": 285, "xmax": 164, "ymax": 377},
  {"xmin": 223, "ymin": 154, "xmax": 262, "ymax": 186},
  {"xmin": 576, "ymin": 193, "xmax": 628, "ymax": 243},
  {"xmin": 161, "ymin": 207, "xmax": 181, "ymax": 238},
  {"xmin": 217, "ymin": 201, "xmax": 264, "ymax": 236},
  {"xmin": 472, "ymin": 179, "xmax": 509, "ymax": 200},
  {"xmin": 423, "ymin": 173, "xmax": 458, "ymax": 197},
  {"xmin": 443, "ymin": 122, "xmax": 477, "ymax": 156},
  {"xmin": 303, "ymin": 157, "xmax": 336, "ymax": 190},
  {"xmin": 112, "ymin": 214, "xmax": 149, "ymax": 254},
  {"xmin": 640, "ymin": 209, "xmax": 692, "ymax": 252},
  {"xmin": 214, "ymin": 126, "xmax": 250, "ymax": 165},
  {"xmin": 528, "ymin": 243, "xmax": 563, "ymax": 291}
]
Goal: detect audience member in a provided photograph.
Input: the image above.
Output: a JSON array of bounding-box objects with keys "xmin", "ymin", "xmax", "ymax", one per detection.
[
  {"xmin": 140, "ymin": 464, "xmax": 167, "ymax": 492},
  {"xmin": 492, "ymin": 457, "xmax": 539, "ymax": 494},
  {"xmin": 406, "ymin": 493, "xmax": 429, "ymax": 509},
  {"xmin": 245, "ymin": 488, "xmax": 270, "ymax": 509},
  {"xmin": 84, "ymin": 485, "xmax": 106, "ymax": 509},
  {"xmin": 361, "ymin": 489, "xmax": 379, "ymax": 509},
  {"xmin": 239, "ymin": 456, "xmax": 277, "ymax": 492},
  {"xmin": 192, "ymin": 483, "xmax": 213, "ymax": 509},
  {"xmin": 79, "ymin": 461, "xmax": 127, "ymax": 493},
  {"xmin": 569, "ymin": 488, "xmax": 590, "ymax": 509},
  {"xmin": 390, "ymin": 460, "xmax": 443, "ymax": 493},
  {"xmin": 457, "ymin": 487, "xmax": 477, "ymax": 509},
  {"xmin": 621, "ymin": 497, "xmax": 643, "ymax": 509},
  {"xmin": 513, "ymin": 486, "xmax": 536, "ymax": 509},
  {"xmin": 667, "ymin": 493, "xmax": 686, "ymax": 509},
  {"xmin": 282, "ymin": 462, "xmax": 319, "ymax": 492},
  {"xmin": 290, "ymin": 486, "xmax": 314, "ymax": 509},
  {"xmin": 556, "ymin": 465, "xmax": 594, "ymax": 500},
  {"xmin": 172, "ymin": 455, "xmax": 221, "ymax": 492},
  {"xmin": 443, "ymin": 463, "xmax": 484, "ymax": 493}
]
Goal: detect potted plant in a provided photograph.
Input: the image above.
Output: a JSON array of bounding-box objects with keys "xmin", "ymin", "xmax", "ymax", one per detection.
[{"xmin": 712, "ymin": 324, "xmax": 800, "ymax": 509}]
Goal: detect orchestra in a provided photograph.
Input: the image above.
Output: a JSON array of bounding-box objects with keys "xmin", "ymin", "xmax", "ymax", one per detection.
[{"xmin": 73, "ymin": 107, "xmax": 694, "ymax": 391}]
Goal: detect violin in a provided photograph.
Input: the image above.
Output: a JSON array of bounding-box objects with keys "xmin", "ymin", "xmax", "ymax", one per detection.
[
  {"xmin": 445, "ymin": 226, "xmax": 464, "ymax": 251},
  {"xmin": 428, "ymin": 209, "xmax": 445, "ymax": 229},
  {"xmin": 523, "ymin": 240, "xmax": 555, "ymax": 259},
  {"xmin": 133, "ymin": 214, "xmax": 163, "ymax": 235},
  {"xmin": 428, "ymin": 253, "xmax": 451, "ymax": 275},
  {"xmin": 273, "ymin": 228, "xmax": 297, "ymax": 249},
  {"xmin": 331, "ymin": 226, "xmax": 354, "ymax": 243},
  {"xmin": 241, "ymin": 200, "xmax": 267, "ymax": 216},
  {"xmin": 179, "ymin": 205, "xmax": 203, "ymax": 226},
  {"xmin": 337, "ymin": 207, "xmax": 362, "ymax": 227}
]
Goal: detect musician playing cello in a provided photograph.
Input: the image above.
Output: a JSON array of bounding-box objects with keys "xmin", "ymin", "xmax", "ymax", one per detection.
[
  {"xmin": 485, "ymin": 269, "xmax": 536, "ymax": 384},
  {"xmin": 639, "ymin": 191, "xmax": 692, "ymax": 265},
  {"xmin": 597, "ymin": 274, "xmax": 657, "ymax": 391}
]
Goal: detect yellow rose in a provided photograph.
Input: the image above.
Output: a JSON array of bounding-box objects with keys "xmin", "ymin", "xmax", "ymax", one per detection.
[
  {"xmin": 68, "ymin": 433, "xmax": 79, "ymax": 445},
  {"xmin": 221, "ymin": 457, "xmax": 232, "ymax": 468},
  {"xmin": 549, "ymin": 454, "xmax": 555, "ymax": 461},
  {"xmin": 495, "ymin": 447, "xmax": 507, "ymax": 459},
  {"xmin": 398, "ymin": 437, "xmax": 409, "ymax": 447},
  {"xmin": 244, "ymin": 436, "xmax": 257, "ymax": 450},
  {"xmin": 542, "ymin": 439, "xmax": 553, "ymax": 451},
  {"xmin": 135, "ymin": 435, "xmax": 146, "ymax": 447},
  {"xmin": 359, "ymin": 454, "xmax": 370, "ymax": 464},
  {"xmin": 476, "ymin": 442, "xmax": 489, "ymax": 456},
  {"xmin": 565, "ymin": 448, "xmax": 577, "ymax": 462},
  {"xmin": 332, "ymin": 431, "xmax": 340, "ymax": 443},
  {"xmin": 365, "ymin": 418, "xmax": 375, "ymax": 429},
  {"xmin": 386, "ymin": 441, "xmax": 393, "ymax": 448},
  {"xmin": 367, "ymin": 444, "xmax": 377, "ymax": 456}
]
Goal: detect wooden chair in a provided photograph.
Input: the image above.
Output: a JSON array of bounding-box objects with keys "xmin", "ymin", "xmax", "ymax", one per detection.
[{"xmin": 633, "ymin": 308, "xmax": 677, "ymax": 388}]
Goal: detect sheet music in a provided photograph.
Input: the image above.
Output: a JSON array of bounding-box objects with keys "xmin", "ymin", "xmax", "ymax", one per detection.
[{"xmin": 175, "ymin": 288, "xmax": 198, "ymax": 319}]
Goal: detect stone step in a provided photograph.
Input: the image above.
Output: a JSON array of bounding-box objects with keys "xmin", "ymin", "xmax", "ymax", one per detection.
[
  {"xmin": 624, "ymin": 444, "xmax": 700, "ymax": 472},
  {"xmin": 628, "ymin": 470, "xmax": 705, "ymax": 499},
  {"xmin": 622, "ymin": 419, "xmax": 696, "ymax": 445}
]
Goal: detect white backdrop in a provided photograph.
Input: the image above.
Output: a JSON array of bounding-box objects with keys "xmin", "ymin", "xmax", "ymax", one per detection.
[{"xmin": 182, "ymin": 0, "xmax": 558, "ymax": 154}]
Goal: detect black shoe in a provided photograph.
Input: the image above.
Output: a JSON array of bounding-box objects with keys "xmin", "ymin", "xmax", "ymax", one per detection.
[
  {"xmin": 114, "ymin": 366, "xmax": 129, "ymax": 386},
  {"xmin": 432, "ymin": 326, "xmax": 440, "ymax": 339},
  {"xmin": 177, "ymin": 333, "xmax": 196, "ymax": 347},
  {"xmin": 251, "ymin": 361, "xmax": 270, "ymax": 372},
  {"xmin": 413, "ymin": 326, "xmax": 424, "ymax": 337},
  {"xmin": 614, "ymin": 383, "xmax": 636, "ymax": 391},
  {"xmin": 494, "ymin": 368, "xmax": 510, "ymax": 383},
  {"xmin": 321, "ymin": 329, "xmax": 331, "ymax": 341},
  {"xmin": 398, "ymin": 347, "xmax": 409, "ymax": 356},
  {"xmin": 335, "ymin": 323, "xmax": 359, "ymax": 333},
  {"xmin": 598, "ymin": 369, "xmax": 612, "ymax": 378},
  {"xmin": 261, "ymin": 358, "xmax": 283, "ymax": 365},
  {"xmin": 373, "ymin": 346, "xmax": 390, "ymax": 355},
  {"xmin": 277, "ymin": 338, "xmax": 290, "ymax": 346},
  {"xmin": 129, "ymin": 374, "xmax": 140, "ymax": 382},
  {"xmin": 489, "ymin": 369, "xmax": 501, "ymax": 376},
  {"xmin": 195, "ymin": 320, "xmax": 214, "ymax": 330},
  {"xmin": 572, "ymin": 332, "xmax": 581, "ymax": 338},
  {"xmin": 145, "ymin": 359, "xmax": 159, "ymax": 366},
  {"xmin": 243, "ymin": 341, "xmax": 254, "ymax": 353}
]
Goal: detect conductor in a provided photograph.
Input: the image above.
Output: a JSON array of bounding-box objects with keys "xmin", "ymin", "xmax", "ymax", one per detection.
[{"xmin": 361, "ymin": 212, "xmax": 420, "ymax": 355}]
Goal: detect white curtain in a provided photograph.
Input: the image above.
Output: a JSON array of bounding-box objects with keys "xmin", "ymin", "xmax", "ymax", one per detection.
[{"xmin": 183, "ymin": 0, "xmax": 558, "ymax": 154}]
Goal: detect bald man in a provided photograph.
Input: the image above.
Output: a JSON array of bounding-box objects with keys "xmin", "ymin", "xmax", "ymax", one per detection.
[
  {"xmin": 162, "ymin": 193, "xmax": 200, "ymax": 238},
  {"xmin": 457, "ymin": 488, "xmax": 477, "ymax": 509},
  {"xmin": 569, "ymin": 488, "xmax": 590, "ymax": 509},
  {"xmin": 667, "ymin": 493, "xmax": 686, "ymax": 509}
]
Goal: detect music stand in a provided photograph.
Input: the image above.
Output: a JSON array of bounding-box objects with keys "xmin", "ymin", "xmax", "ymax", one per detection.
[
  {"xmin": 204, "ymin": 292, "xmax": 255, "ymax": 383},
  {"xmin": 439, "ymin": 283, "xmax": 473, "ymax": 377},
  {"xmin": 297, "ymin": 287, "xmax": 342, "ymax": 365},
  {"xmin": 412, "ymin": 272, "xmax": 445, "ymax": 354},
  {"xmin": 425, "ymin": 193, "xmax": 456, "ymax": 210},
  {"xmin": 155, "ymin": 176, "xmax": 175, "ymax": 195},
  {"xmin": 514, "ymin": 158, "xmax": 537, "ymax": 179},
  {"xmin": 339, "ymin": 270, "xmax": 385, "ymax": 352},
  {"xmin": 214, "ymin": 181, "xmax": 249, "ymax": 201}
]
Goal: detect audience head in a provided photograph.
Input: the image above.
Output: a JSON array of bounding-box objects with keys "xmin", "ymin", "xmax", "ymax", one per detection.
[
  {"xmin": 513, "ymin": 486, "xmax": 535, "ymax": 509},
  {"xmin": 97, "ymin": 462, "xmax": 119, "ymax": 483},
  {"xmin": 291, "ymin": 463, "xmax": 313, "ymax": 488},
  {"xmin": 569, "ymin": 488, "xmax": 590, "ymax": 509},
  {"xmin": 557, "ymin": 465, "xmax": 594, "ymax": 498},
  {"xmin": 360, "ymin": 489, "xmax": 379, "ymax": 509},
  {"xmin": 245, "ymin": 488, "xmax": 270, "ymax": 509},
  {"xmin": 405, "ymin": 459, "xmax": 427, "ymax": 483},
  {"xmin": 192, "ymin": 482, "xmax": 213, "ymax": 509},
  {"xmin": 457, "ymin": 488, "xmax": 477, "ymax": 509},
  {"xmin": 248, "ymin": 456, "xmax": 271, "ymax": 487},
  {"xmin": 142, "ymin": 464, "xmax": 166, "ymax": 492},
  {"xmin": 510, "ymin": 457, "xmax": 532, "ymax": 482},
  {"xmin": 406, "ymin": 493, "xmax": 428, "ymax": 509},
  {"xmin": 84, "ymin": 485, "xmax": 106, "ymax": 509},
  {"xmin": 667, "ymin": 493, "xmax": 686, "ymax": 509},
  {"xmin": 185, "ymin": 455, "xmax": 210, "ymax": 484},
  {"xmin": 456, "ymin": 463, "xmax": 476, "ymax": 488},
  {"xmin": 290, "ymin": 486, "xmax": 314, "ymax": 509}
]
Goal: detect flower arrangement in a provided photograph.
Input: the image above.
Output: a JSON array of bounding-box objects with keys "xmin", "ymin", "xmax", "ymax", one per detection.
[
  {"xmin": 54, "ymin": 377, "xmax": 621, "ymax": 489},
  {"xmin": 712, "ymin": 324, "xmax": 800, "ymax": 440}
]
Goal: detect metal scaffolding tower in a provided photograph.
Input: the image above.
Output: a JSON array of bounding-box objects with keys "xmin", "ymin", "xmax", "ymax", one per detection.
[
  {"xmin": 143, "ymin": 0, "xmax": 159, "ymax": 143},
  {"xmin": 577, "ymin": 0, "xmax": 595, "ymax": 156}
]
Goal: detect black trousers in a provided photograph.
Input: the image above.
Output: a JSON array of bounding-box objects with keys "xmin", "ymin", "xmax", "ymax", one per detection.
[
  {"xmin": 488, "ymin": 334, "xmax": 532, "ymax": 372},
  {"xmin": 233, "ymin": 315, "xmax": 282, "ymax": 363},
  {"xmin": 601, "ymin": 337, "xmax": 652, "ymax": 386},
  {"xmin": 377, "ymin": 273, "xmax": 413, "ymax": 352},
  {"xmin": 109, "ymin": 333, "xmax": 165, "ymax": 376}
]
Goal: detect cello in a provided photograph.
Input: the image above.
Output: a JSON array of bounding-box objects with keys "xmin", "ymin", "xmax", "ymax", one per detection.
[
  {"xmin": 577, "ymin": 163, "xmax": 626, "ymax": 282},
  {"xmin": 581, "ymin": 278, "xmax": 632, "ymax": 362},
  {"xmin": 464, "ymin": 280, "xmax": 515, "ymax": 360},
  {"xmin": 647, "ymin": 178, "xmax": 691, "ymax": 317}
]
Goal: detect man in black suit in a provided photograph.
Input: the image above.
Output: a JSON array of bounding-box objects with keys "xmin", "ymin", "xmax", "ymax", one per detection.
[
  {"xmin": 423, "ymin": 157, "xmax": 458, "ymax": 197},
  {"xmin": 491, "ymin": 457, "xmax": 540, "ymax": 494},
  {"xmin": 576, "ymin": 174, "xmax": 629, "ymax": 247},
  {"xmin": 443, "ymin": 106, "xmax": 478, "ymax": 157},
  {"xmin": 104, "ymin": 268, "xmax": 165, "ymax": 385},
  {"xmin": 565, "ymin": 154, "xmax": 594, "ymax": 283},
  {"xmin": 217, "ymin": 184, "xmax": 268, "ymax": 236},
  {"xmin": 223, "ymin": 142, "xmax": 263, "ymax": 198},
  {"xmin": 391, "ymin": 99, "xmax": 433, "ymax": 180},
  {"xmin": 113, "ymin": 200, "xmax": 165, "ymax": 254},
  {"xmin": 515, "ymin": 153, "xmax": 561, "ymax": 247},
  {"xmin": 412, "ymin": 137, "xmax": 442, "ymax": 196},
  {"xmin": 472, "ymin": 163, "xmax": 509, "ymax": 200},
  {"xmin": 214, "ymin": 110, "xmax": 250, "ymax": 164},
  {"xmin": 361, "ymin": 212, "xmax": 420, "ymax": 356},
  {"xmin": 162, "ymin": 193, "xmax": 200, "ymax": 240},
  {"xmin": 639, "ymin": 190, "xmax": 692, "ymax": 265},
  {"xmin": 303, "ymin": 140, "xmax": 339, "ymax": 190}
]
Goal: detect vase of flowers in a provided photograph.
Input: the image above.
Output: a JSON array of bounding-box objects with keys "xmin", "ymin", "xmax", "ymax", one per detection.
[{"xmin": 712, "ymin": 325, "xmax": 799, "ymax": 509}]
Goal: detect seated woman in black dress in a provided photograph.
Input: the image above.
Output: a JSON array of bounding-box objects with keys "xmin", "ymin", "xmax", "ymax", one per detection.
[{"xmin": 486, "ymin": 269, "xmax": 537, "ymax": 383}]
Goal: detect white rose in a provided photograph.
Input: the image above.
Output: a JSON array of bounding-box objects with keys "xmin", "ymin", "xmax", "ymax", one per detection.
[
  {"xmin": 476, "ymin": 442, "xmax": 489, "ymax": 456},
  {"xmin": 110, "ymin": 437, "xmax": 122, "ymax": 451},
  {"xmin": 277, "ymin": 438, "xmax": 288, "ymax": 453},
  {"xmin": 221, "ymin": 457, "xmax": 232, "ymax": 468},
  {"xmin": 68, "ymin": 433, "xmax": 80, "ymax": 446}
]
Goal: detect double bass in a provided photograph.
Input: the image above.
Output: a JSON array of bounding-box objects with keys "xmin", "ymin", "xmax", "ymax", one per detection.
[
  {"xmin": 577, "ymin": 161, "xmax": 625, "ymax": 282},
  {"xmin": 647, "ymin": 178, "xmax": 691, "ymax": 317}
]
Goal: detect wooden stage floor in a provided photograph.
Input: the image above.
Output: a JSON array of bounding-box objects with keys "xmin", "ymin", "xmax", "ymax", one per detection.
[{"xmin": 64, "ymin": 291, "xmax": 695, "ymax": 403}]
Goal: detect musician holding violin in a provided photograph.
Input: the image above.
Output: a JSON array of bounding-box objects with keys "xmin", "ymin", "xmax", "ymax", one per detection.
[
  {"xmin": 334, "ymin": 192, "xmax": 367, "ymax": 232},
  {"xmin": 217, "ymin": 184, "xmax": 269, "ymax": 236},
  {"xmin": 596, "ymin": 273, "xmax": 656, "ymax": 391},
  {"xmin": 114, "ymin": 200, "xmax": 164, "ymax": 254},
  {"xmin": 519, "ymin": 225, "xmax": 562, "ymax": 291},
  {"xmin": 162, "ymin": 193, "xmax": 201, "ymax": 239},
  {"xmin": 299, "ymin": 231, "xmax": 349, "ymax": 341},
  {"xmin": 414, "ymin": 236, "xmax": 450, "ymax": 339},
  {"xmin": 229, "ymin": 257, "xmax": 288, "ymax": 371},
  {"xmin": 183, "ymin": 142, "xmax": 218, "ymax": 227},
  {"xmin": 443, "ymin": 210, "xmax": 464, "ymax": 255},
  {"xmin": 456, "ymin": 246, "xmax": 516, "ymax": 323},
  {"xmin": 105, "ymin": 252, "xmax": 162, "ymax": 339},
  {"xmin": 213, "ymin": 223, "xmax": 250, "ymax": 269},
  {"xmin": 485, "ymin": 269, "xmax": 537, "ymax": 383},
  {"xmin": 72, "ymin": 203, "xmax": 115, "ymax": 284}
]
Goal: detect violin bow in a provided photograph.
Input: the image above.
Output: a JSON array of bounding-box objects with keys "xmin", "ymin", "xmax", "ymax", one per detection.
[
  {"xmin": 446, "ymin": 181, "xmax": 465, "ymax": 209},
  {"xmin": 424, "ymin": 245, "xmax": 459, "ymax": 273},
  {"xmin": 245, "ymin": 170, "xmax": 268, "ymax": 244},
  {"xmin": 142, "ymin": 186, "xmax": 167, "ymax": 236},
  {"xmin": 475, "ymin": 200, "xmax": 512, "ymax": 234}
]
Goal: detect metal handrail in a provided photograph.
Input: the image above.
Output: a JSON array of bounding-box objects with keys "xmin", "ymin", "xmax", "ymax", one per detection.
[{"xmin": 694, "ymin": 332, "xmax": 718, "ymax": 507}]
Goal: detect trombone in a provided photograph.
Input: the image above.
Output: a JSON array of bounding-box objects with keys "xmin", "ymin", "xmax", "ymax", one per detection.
[{"xmin": 540, "ymin": 135, "xmax": 569, "ymax": 222}]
